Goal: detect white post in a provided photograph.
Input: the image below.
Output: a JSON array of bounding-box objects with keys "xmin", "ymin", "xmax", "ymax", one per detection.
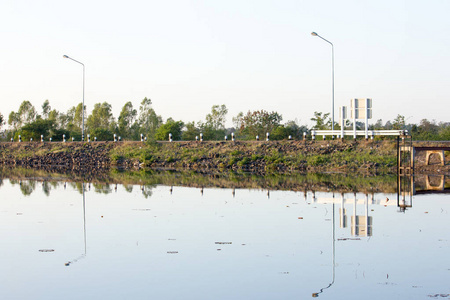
[
  {"xmin": 341, "ymin": 106, "xmax": 345, "ymax": 140},
  {"xmin": 41, "ymin": 135, "xmax": 44, "ymax": 142},
  {"xmin": 231, "ymin": 132, "xmax": 235, "ymax": 141},
  {"xmin": 200, "ymin": 133, "xmax": 203, "ymax": 142},
  {"xmin": 365, "ymin": 99, "xmax": 369, "ymax": 140},
  {"xmin": 266, "ymin": 132, "xmax": 269, "ymax": 141},
  {"xmin": 312, "ymin": 130, "xmax": 316, "ymax": 141},
  {"xmin": 303, "ymin": 132, "xmax": 307, "ymax": 140},
  {"xmin": 169, "ymin": 133, "xmax": 172, "ymax": 142}
]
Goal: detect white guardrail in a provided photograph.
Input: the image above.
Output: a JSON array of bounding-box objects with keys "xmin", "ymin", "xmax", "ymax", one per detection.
[{"xmin": 312, "ymin": 129, "xmax": 407, "ymax": 139}]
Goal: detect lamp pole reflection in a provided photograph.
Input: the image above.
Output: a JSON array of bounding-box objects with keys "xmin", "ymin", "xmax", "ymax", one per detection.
[
  {"xmin": 312, "ymin": 200, "xmax": 336, "ymax": 297},
  {"xmin": 65, "ymin": 182, "xmax": 87, "ymax": 266}
]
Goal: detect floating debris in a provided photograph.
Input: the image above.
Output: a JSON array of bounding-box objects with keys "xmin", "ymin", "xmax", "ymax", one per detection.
[
  {"xmin": 215, "ymin": 242, "xmax": 232, "ymax": 245},
  {"xmin": 168, "ymin": 238, "xmax": 176, "ymax": 241},
  {"xmin": 427, "ymin": 294, "xmax": 450, "ymax": 298},
  {"xmin": 298, "ymin": 217, "xmax": 303, "ymax": 219},
  {"xmin": 167, "ymin": 251, "xmax": 178, "ymax": 254},
  {"xmin": 39, "ymin": 249, "xmax": 55, "ymax": 252},
  {"xmin": 132, "ymin": 209, "xmax": 152, "ymax": 211},
  {"xmin": 337, "ymin": 238, "xmax": 361, "ymax": 241}
]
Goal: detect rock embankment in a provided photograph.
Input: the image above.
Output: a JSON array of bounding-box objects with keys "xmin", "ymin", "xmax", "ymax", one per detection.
[
  {"xmin": 0, "ymin": 142, "xmax": 113, "ymax": 172},
  {"xmin": 2, "ymin": 139, "xmax": 446, "ymax": 175}
]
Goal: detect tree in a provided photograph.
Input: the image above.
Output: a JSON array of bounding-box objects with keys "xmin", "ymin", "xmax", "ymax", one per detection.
[
  {"xmin": 199, "ymin": 104, "xmax": 228, "ymax": 140},
  {"xmin": 17, "ymin": 100, "xmax": 37, "ymax": 125},
  {"xmin": 284, "ymin": 120, "xmax": 308, "ymax": 139},
  {"xmin": 118, "ymin": 101, "xmax": 137, "ymax": 139},
  {"xmin": 310, "ymin": 111, "xmax": 331, "ymax": 130},
  {"xmin": 14, "ymin": 119, "xmax": 66, "ymax": 141},
  {"xmin": 392, "ymin": 114, "xmax": 406, "ymax": 130},
  {"xmin": 86, "ymin": 102, "xmax": 115, "ymax": 134},
  {"xmin": 42, "ymin": 100, "xmax": 51, "ymax": 119},
  {"xmin": 234, "ymin": 110, "xmax": 283, "ymax": 139},
  {"xmin": 182, "ymin": 121, "xmax": 200, "ymax": 140},
  {"xmin": 0, "ymin": 112, "xmax": 4, "ymax": 131},
  {"xmin": 138, "ymin": 97, "xmax": 162, "ymax": 139},
  {"xmin": 155, "ymin": 119, "xmax": 184, "ymax": 141},
  {"xmin": 205, "ymin": 104, "xmax": 228, "ymax": 131}
]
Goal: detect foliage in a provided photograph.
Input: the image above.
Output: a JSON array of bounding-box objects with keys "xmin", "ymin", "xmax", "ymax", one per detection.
[
  {"xmin": 310, "ymin": 111, "xmax": 331, "ymax": 130},
  {"xmin": 90, "ymin": 128, "xmax": 113, "ymax": 141},
  {"xmin": 138, "ymin": 97, "xmax": 162, "ymax": 140},
  {"xmin": 154, "ymin": 119, "xmax": 184, "ymax": 141},
  {"xmin": 182, "ymin": 121, "xmax": 200, "ymax": 140},
  {"xmin": 198, "ymin": 104, "xmax": 228, "ymax": 140},
  {"xmin": 118, "ymin": 101, "xmax": 137, "ymax": 139},
  {"xmin": 0, "ymin": 112, "xmax": 4, "ymax": 130},
  {"xmin": 86, "ymin": 102, "xmax": 115, "ymax": 134},
  {"xmin": 234, "ymin": 110, "xmax": 283, "ymax": 139}
]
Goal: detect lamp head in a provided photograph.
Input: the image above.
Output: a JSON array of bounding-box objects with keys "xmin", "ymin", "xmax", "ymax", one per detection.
[
  {"xmin": 311, "ymin": 32, "xmax": 318, "ymax": 36},
  {"xmin": 63, "ymin": 55, "xmax": 69, "ymax": 58}
]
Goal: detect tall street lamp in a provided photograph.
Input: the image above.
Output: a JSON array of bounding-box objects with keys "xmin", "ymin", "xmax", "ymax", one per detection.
[
  {"xmin": 63, "ymin": 55, "xmax": 85, "ymax": 141},
  {"xmin": 311, "ymin": 32, "xmax": 335, "ymax": 135}
]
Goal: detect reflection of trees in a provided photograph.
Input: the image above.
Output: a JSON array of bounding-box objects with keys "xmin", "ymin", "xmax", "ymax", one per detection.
[
  {"xmin": 20, "ymin": 180, "xmax": 36, "ymax": 196},
  {"xmin": 141, "ymin": 185, "xmax": 155, "ymax": 198},
  {"xmin": 42, "ymin": 181, "xmax": 51, "ymax": 196},
  {"xmin": 93, "ymin": 183, "xmax": 112, "ymax": 194},
  {"xmin": 124, "ymin": 185, "xmax": 133, "ymax": 193},
  {"xmin": 0, "ymin": 179, "xmax": 3, "ymax": 187}
]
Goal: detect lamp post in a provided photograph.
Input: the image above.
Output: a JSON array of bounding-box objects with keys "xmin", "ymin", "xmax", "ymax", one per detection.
[
  {"xmin": 311, "ymin": 32, "xmax": 335, "ymax": 136},
  {"xmin": 63, "ymin": 55, "xmax": 85, "ymax": 141}
]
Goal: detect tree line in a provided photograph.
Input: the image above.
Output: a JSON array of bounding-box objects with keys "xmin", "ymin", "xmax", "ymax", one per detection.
[{"xmin": 0, "ymin": 99, "xmax": 448, "ymax": 141}]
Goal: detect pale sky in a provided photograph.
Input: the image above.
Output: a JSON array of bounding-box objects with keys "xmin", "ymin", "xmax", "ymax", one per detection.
[{"xmin": 1, "ymin": 0, "xmax": 449, "ymax": 128}]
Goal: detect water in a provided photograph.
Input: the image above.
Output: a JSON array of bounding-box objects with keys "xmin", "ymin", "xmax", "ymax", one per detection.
[{"xmin": 0, "ymin": 177, "xmax": 449, "ymax": 300}]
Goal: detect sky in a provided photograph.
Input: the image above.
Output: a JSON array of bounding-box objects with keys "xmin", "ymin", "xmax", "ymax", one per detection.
[{"xmin": 1, "ymin": 0, "xmax": 449, "ymax": 128}]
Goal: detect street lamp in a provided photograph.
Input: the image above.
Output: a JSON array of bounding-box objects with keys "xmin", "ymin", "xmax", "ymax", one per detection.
[
  {"xmin": 311, "ymin": 32, "xmax": 335, "ymax": 136},
  {"xmin": 63, "ymin": 55, "xmax": 85, "ymax": 141}
]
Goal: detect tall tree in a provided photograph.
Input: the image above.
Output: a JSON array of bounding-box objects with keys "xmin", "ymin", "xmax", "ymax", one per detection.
[
  {"xmin": 86, "ymin": 102, "xmax": 114, "ymax": 133},
  {"xmin": 42, "ymin": 100, "xmax": 51, "ymax": 119},
  {"xmin": 0, "ymin": 112, "xmax": 4, "ymax": 130},
  {"xmin": 205, "ymin": 104, "xmax": 228, "ymax": 131},
  {"xmin": 118, "ymin": 101, "xmax": 137, "ymax": 139},
  {"xmin": 138, "ymin": 97, "xmax": 162, "ymax": 139},
  {"xmin": 392, "ymin": 114, "xmax": 406, "ymax": 130}
]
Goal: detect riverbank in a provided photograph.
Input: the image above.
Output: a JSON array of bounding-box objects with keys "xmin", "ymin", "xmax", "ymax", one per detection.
[{"xmin": 0, "ymin": 140, "xmax": 448, "ymax": 175}]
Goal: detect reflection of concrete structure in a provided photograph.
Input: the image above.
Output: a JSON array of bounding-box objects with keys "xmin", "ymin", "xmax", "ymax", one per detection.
[
  {"xmin": 425, "ymin": 175, "xmax": 445, "ymax": 190},
  {"xmin": 311, "ymin": 193, "xmax": 378, "ymax": 237}
]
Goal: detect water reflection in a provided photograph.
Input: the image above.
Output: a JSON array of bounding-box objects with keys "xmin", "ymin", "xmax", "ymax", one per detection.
[
  {"xmin": 65, "ymin": 183, "xmax": 87, "ymax": 267},
  {"xmin": 0, "ymin": 171, "xmax": 449, "ymax": 299}
]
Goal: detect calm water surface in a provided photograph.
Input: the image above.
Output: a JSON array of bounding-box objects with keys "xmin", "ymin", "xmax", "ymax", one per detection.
[{"xmin": 0, "ymin": 179, "xmax": 449, "ymax": 300}]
